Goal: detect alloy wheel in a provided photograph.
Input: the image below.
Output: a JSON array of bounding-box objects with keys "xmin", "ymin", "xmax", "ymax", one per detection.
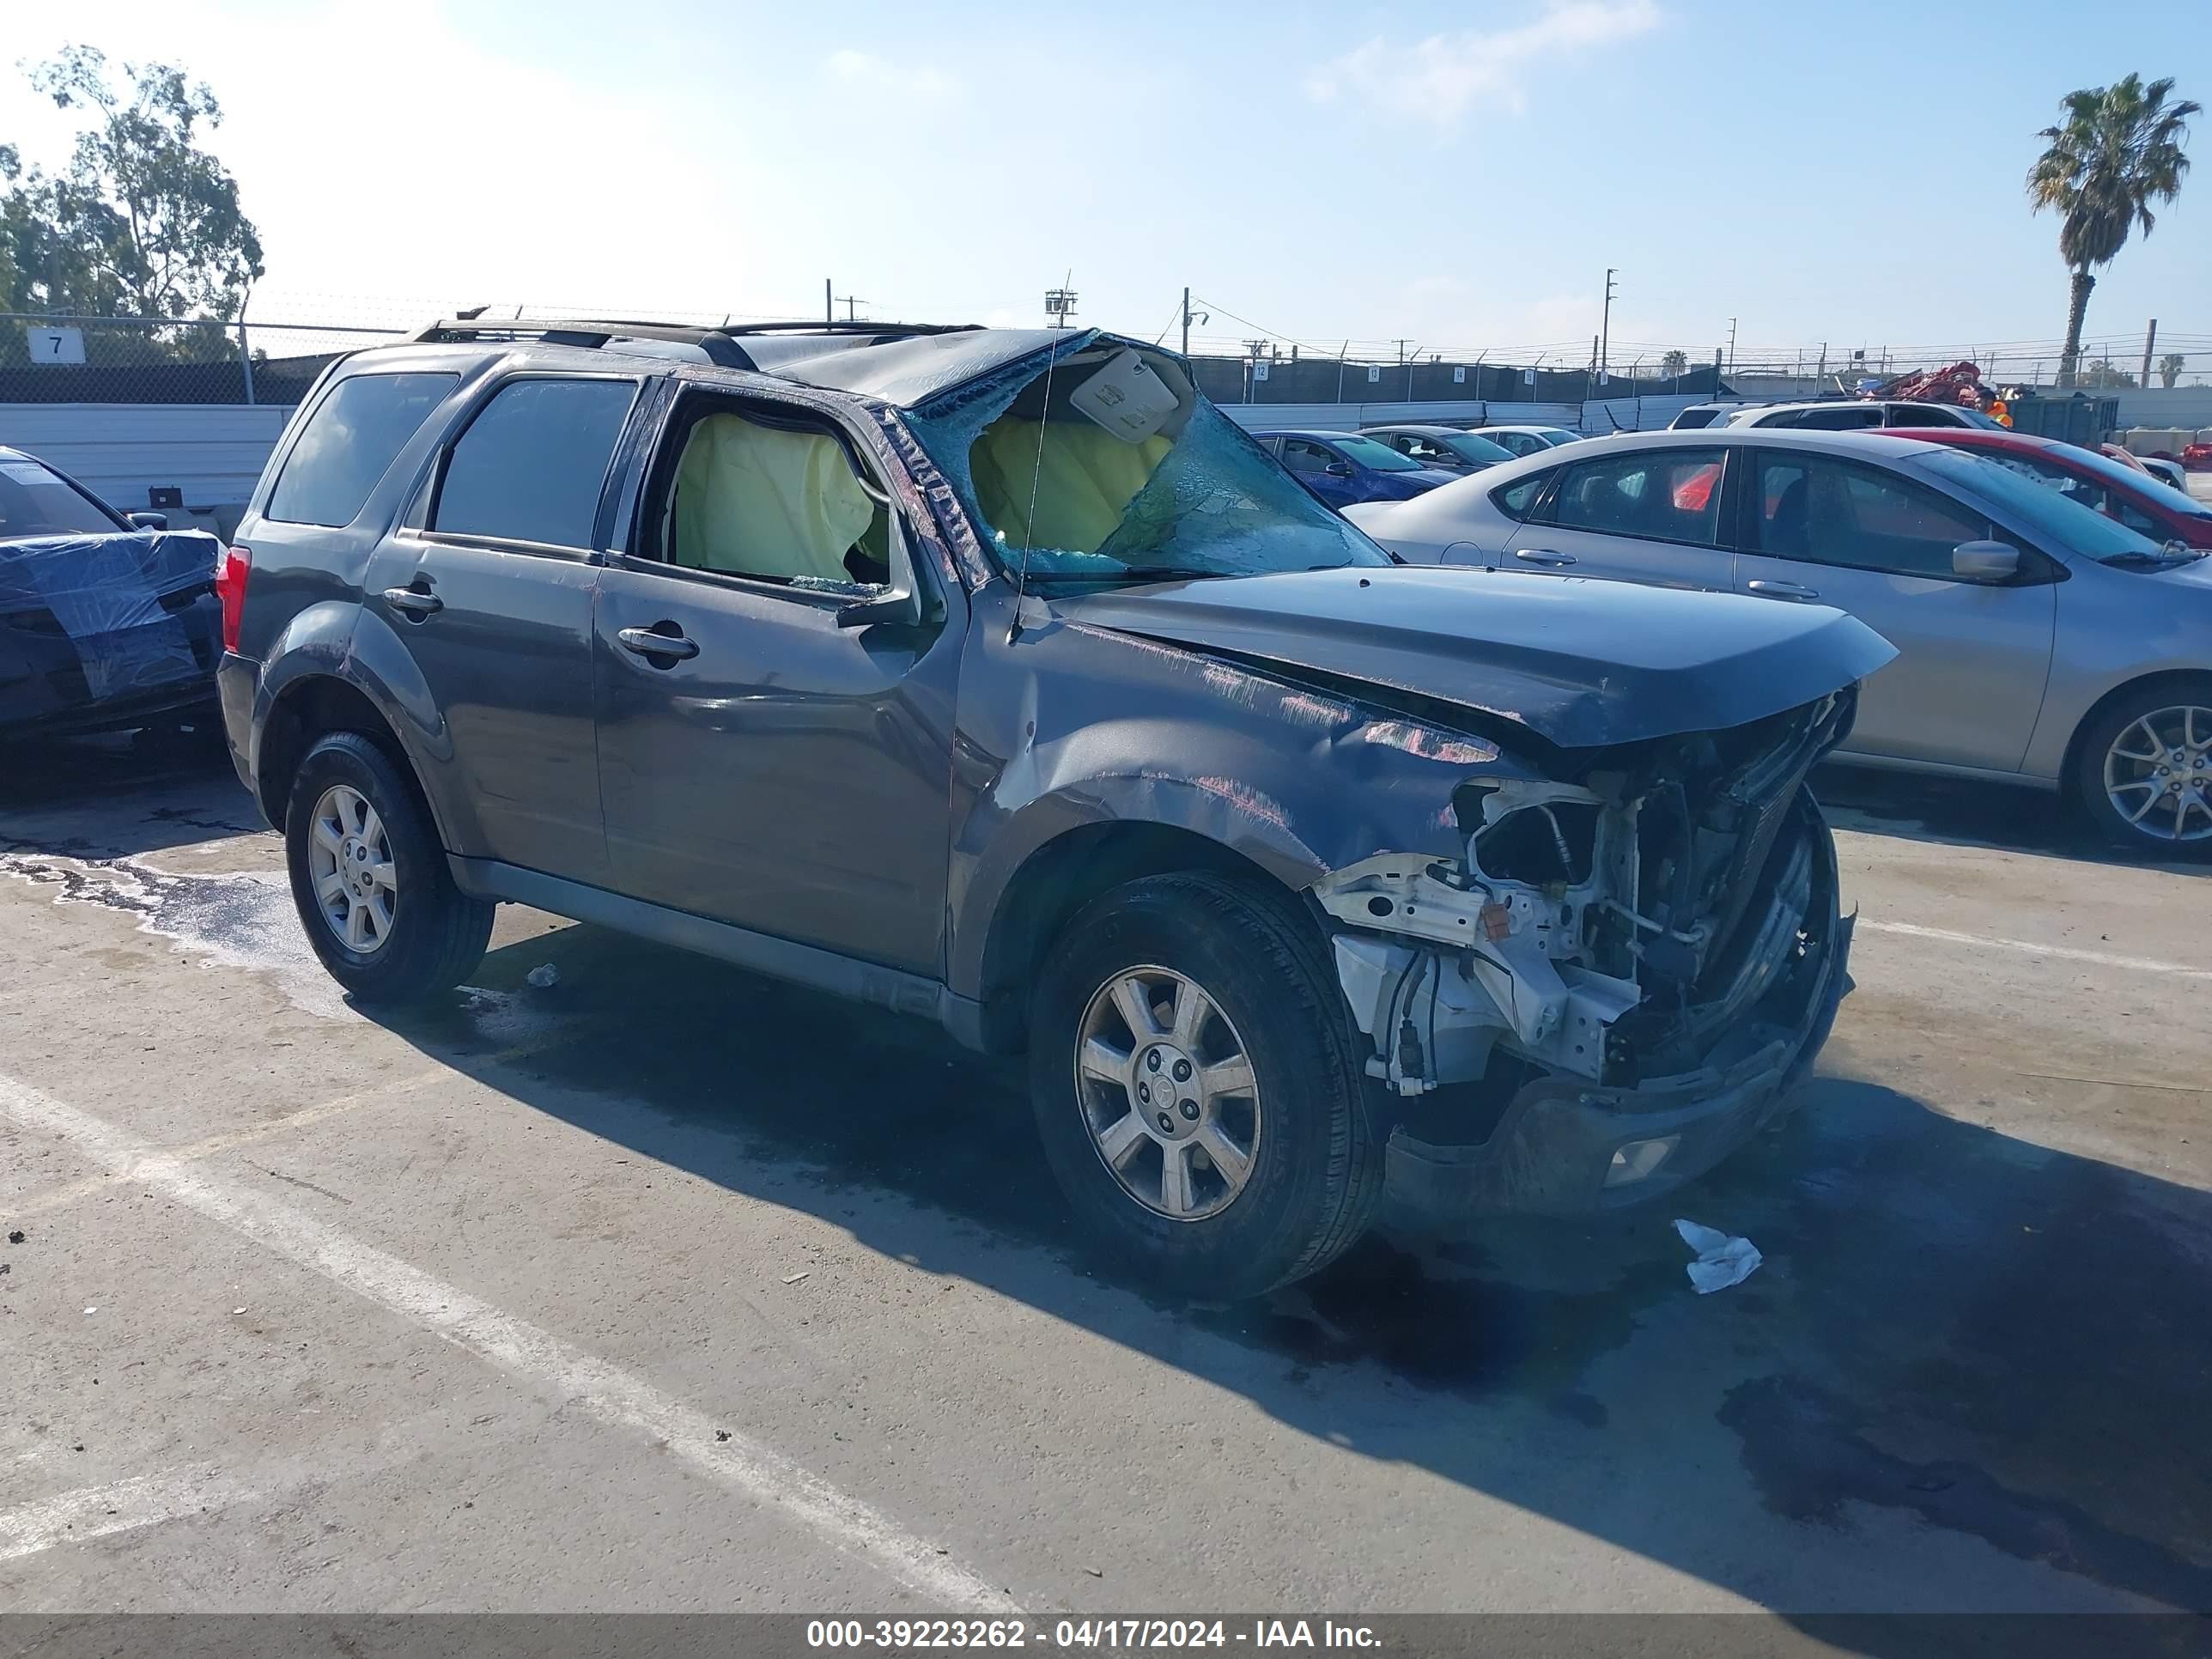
[
  {"xmin": 2104, "ymin": 705, "xmax": 2212, "ymax": 843},
  {"xmin": 307, "ymin": 783, "xmax": 398, "ymax": 952},
  {"xmin": 1073, "ymin": 965, "xmax": 1261, "ymax": 1222}
]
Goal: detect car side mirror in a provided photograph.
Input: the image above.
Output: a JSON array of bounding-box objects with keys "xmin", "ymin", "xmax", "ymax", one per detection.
[
  {"xmin": 1324, "ymin": 460, "xmax": 1353, "ymax": 477},
  {"xmin": 126, "ymin": 511, "xmax": 168, "ymax": 531},
  {"xmin": 1952, "ymin": 539, "xmax": 2021, "ymax": 580}
]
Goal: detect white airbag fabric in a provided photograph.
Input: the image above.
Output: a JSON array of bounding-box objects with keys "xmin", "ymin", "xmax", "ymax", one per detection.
[{"xmin": 672, "ymin": 415, "xmax": 873, "ymax": 583}]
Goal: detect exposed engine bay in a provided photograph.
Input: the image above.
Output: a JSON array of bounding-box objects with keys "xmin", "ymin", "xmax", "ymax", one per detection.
[{"xmin": 1314, "ymin": 690, "xmax": 1855, "ymax": 1108}]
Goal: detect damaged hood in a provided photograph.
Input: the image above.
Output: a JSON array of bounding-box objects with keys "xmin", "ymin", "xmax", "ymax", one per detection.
[{"xmin": 1050, "ymin": 566, "xmax": 1897, "ymax": 749}]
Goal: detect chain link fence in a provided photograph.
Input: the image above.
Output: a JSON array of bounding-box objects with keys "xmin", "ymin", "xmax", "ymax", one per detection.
[{"xmin": 2, "ymin": 313, "xmax": 406, "ymax": 405}]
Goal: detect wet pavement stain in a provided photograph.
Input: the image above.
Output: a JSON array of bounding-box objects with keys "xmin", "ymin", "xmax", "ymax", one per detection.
[
  {"xmin": 0, "ymin": 845, "xmax": 352, "ymax": 1019},
  {"xmin": 1723, "ymin": 1375, "xmax": 2212, "ymax": 1612}
]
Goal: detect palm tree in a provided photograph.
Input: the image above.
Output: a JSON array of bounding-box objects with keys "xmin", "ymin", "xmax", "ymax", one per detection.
[
  {"xmin": 2158, "ymin": 351, "xmax": 2185, "ymax": 388},
  {"xmin": 2027, "ymin": 74, "xmax": 2197, "ymax": 386}
]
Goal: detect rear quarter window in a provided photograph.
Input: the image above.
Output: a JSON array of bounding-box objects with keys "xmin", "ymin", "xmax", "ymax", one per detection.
[
  {"xmin": 1490, "ymin": 470, "xmax": 1554, "ymax": 519},
  {"xmin": 266, "ymin": 372, "xmax": 459, "ymax": 527}
]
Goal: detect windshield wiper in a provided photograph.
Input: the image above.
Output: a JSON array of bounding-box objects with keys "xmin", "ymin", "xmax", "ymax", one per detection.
[
  {"xmin": 2100, "ymin": 546, "xmax": 2205, "ymax": 568},
  {"xmin": 1024, "ymin": 565, "xmax": 1231, "ymax": 586}
]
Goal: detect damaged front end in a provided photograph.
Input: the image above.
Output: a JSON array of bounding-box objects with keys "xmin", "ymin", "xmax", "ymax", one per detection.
[{"xmin": 1312, "ymin": 691, "xmax": 1857, "ymax": 1217}]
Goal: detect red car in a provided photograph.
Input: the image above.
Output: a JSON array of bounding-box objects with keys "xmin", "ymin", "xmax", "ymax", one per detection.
[{"xmin": 1885, "ymin": 427, "xmax": 2212, "ymax": 549}]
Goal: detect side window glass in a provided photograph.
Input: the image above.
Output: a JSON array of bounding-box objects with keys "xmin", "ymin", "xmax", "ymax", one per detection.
[
  {"xmin": 1982, "ymin": 451, "xmax": 2100, "ymax": 513},
  {"xmin": 1887, "ymin": 404, "xmax": 1956, "ymax": 428},
  {"xmin": 1794, "ymin": 406, "xmax": 1881, "ymax": 430},
  {"xmin": 656, "ymin": 407, "xmax": 893, "ymax": 592},
  {"xmin": 434, "ymin": 379, "xmax": 636, "ymax": 549},
  {"xmin": 267, "ymin": 372, "xmax": 458, "ymax": 527},
  {"xmin": 1281, "ymin": 441, "xmax": 1331, "ymax": 473},
  {"xmin": 1550, "ymin": 449, "xmax": 1724, "ymax": 544},
  {"xmin": 1492, "ymin": 470, "xmax": 1552, "ymax": 519},
  {"xmin": 2112, "ymin": 495, "xmax": 2162, "ymax": 536},
  {"xmin": 1754, "ymin": 454, "xmax": 1984, "ymax": 578}
]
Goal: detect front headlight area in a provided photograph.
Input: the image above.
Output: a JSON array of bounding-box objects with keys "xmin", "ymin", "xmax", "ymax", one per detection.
[{"xmin": 1312, "ymin": 777, "xmax": 1644, "ymax": 1093}]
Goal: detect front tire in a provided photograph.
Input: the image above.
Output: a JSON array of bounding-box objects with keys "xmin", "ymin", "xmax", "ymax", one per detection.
[
  {"xmin": 2071, "ymin": 678, "xmax": 2212, "ymax": 855},
  {"xmin": 284, "ymin": 731, "xmax": 494, "ymax": 1003},
  {"xmin": 1027, "ymin": 872, "xmax": 1382, "ymax": 1298}
]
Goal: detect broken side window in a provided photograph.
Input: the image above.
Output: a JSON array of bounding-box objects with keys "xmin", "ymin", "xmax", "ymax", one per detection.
[
  {"xmin": 905, "ymin": 336, "xmax": 1391, "ymax": 586},
  {"xmin": 647, "ymin": 397, "xmax": 893, "ymax": 594}
]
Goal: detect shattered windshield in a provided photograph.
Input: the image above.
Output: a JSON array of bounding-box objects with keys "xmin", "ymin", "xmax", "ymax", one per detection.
[{"xmin": 904, "ymin": 335, "xmax": 1391, "ymax": 585}]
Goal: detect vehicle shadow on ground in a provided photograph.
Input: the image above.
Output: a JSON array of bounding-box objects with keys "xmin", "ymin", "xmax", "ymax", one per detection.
[
  {"xmin": 1813, "ymin": 762, "xmax": 2209, "ymax": 877},
  {"xmin": 373, "ymin": 923, "xmax": 2212, "ymax": 1626},
  {"xmin": 0, "ymin": 728, "xmax": 259, "ymax": 861}
]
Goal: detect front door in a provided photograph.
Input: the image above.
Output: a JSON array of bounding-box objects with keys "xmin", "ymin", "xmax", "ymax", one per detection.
[
  {"xmin": 369, "ymin": 372, "xmax": 644, "ymax": 884},
  {"xmin": 1731, "ymin": 447, "xmax": 2057, "ymax": 771},
  {"xmin": 592, "ymin": 389, "xmax": 959, "ymax": 974},
  {"xmin": 1280, "ymin": 438, "xmax": 1358, "ymax": 509},
  {"xmin": 1506, "ymin": 444, "xmax": 1735, "ymax": 589}
]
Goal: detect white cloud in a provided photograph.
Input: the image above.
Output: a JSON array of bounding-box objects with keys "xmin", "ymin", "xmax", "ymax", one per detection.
[
  {"xmin": 1306, "ymin": 0, "xmax": 1662, "ymax": 126},
  {"xmin": 824, "ymin": 49, "xmax": 957, "ymax": 103}
]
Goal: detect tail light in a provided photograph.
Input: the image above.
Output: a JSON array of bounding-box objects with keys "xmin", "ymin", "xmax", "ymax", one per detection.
[{"xmin": 215, "ymin": 544, "xmax": 252, "ymax": 653}]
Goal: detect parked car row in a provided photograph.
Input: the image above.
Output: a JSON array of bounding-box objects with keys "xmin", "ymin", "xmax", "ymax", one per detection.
[
  {"xmin": 15, "ymin": 319, "xmax": 2203, "ymax": 1300},
  {"xmin": 1248, "ymin": 422, "xmax": 1583, "ymax": 508},
  {"xmin": 1347, "ymin": 426, "xmax": 2211, "ymax": 851}
]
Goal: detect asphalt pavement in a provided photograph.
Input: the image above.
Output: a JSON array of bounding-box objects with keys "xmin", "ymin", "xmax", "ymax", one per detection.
[{"xmin": 1, "ymin": 731, "xmax": 2207, "ymax": 1626}]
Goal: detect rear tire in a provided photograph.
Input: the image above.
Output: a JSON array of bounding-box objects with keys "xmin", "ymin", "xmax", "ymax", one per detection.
[
  {"xmin": 1027, "ymin": 872, "xmax": 1382, "ymax": 1298},
  {"xmin": 284, "ymin": 731, "xmax": 494, "ymax": 1003},
  {"xmin": 2070, "ymin": 677, "xmax": 2212, "ymax": 856}
]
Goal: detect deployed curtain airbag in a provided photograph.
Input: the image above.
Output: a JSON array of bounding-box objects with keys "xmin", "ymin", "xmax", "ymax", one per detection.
[{"xmin": 670, "ymin": 415, "xmax": 876, "ymax": 584}]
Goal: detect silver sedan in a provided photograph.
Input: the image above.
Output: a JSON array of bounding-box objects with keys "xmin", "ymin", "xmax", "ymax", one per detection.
[{"xmin": 1346, "ymin": 428, "xmax": 2212, "ymax": 853}]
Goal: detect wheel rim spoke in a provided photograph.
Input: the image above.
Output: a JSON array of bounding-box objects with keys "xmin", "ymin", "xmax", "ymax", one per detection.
[
  {"xmin": 1080, "ymin": 1037, "xmax": 1131, "ymax": 1087},
  {"xmin": 1158, "ymin": 1144, "xmax": 1194, "ymax": 1216},
  {"xmin": 343, "ymin": 896, "xmax": 371, "ymax": 948},
  {"xmin": 365, "ymin": 860, "xmax": 398, "ymax": 895},
  {"xmin": 1200, "ymin": 1054, "xmax": 1255, "ymax": 1099},
  {"xmin": 312, "ymin": 818, "xmax": 345, "ymax": 856},
  {"xmin": 1109, "ymin": 975, "xmax": 1164, "ymax": 1041},
  {"xmin": 1095, "ymin": 1111, "xmax": 1150, "ymax": 1171},
  {"xmin": 1196, "ymin": 1124, "xmax": 1253, "ymax": 1194},
  {"xmin": 1169, "ymin": 979, "xmax": 1211, "ymax": 1048}
]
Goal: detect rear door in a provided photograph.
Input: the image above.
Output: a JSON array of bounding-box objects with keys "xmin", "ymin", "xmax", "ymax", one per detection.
[
  {"xmin": 1504, "ymin": 444, "xmax": 1735, "ymax": 588},
  {"xmin": 1730, "ymin": 446, "xmax": 2057, "ymax": 770},
  {"xmin": 591, "ymin": 386, "xmax": 960, "ymax": 974},
  {"xmin": 373, "ymin": 372, "xmax": 642, "ymax": 884}
]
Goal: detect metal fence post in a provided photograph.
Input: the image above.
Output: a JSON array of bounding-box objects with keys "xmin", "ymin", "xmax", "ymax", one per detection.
[{"xmin": 237, "ymin": 300, "xmax": 256, "ymax": 405}]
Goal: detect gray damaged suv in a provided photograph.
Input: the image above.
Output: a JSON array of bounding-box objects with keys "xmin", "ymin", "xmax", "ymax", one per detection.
[{"xmin": 217, "ymin": 317, "xmax": 1893, "ymax": 1296}]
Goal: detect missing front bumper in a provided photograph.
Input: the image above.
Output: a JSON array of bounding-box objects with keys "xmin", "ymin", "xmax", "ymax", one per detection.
[{"xmin": 1385, "ymin": 908, "xmax": 1853, "ymax": 1222}]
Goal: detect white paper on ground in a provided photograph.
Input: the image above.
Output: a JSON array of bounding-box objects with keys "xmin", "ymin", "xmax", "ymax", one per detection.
[{"xmin": 1673, "ymin": 1218, "xmax": 1762, "ymax": 1293}]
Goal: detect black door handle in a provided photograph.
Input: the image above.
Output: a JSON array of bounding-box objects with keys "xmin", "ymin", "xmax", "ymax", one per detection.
[
  {"xmin": 383, "ymin": 584, "xmax": 442, "ymax": 617},
  {"xmin": 618, "ymin": 626, "xmax": 700, "ymax": 662}
]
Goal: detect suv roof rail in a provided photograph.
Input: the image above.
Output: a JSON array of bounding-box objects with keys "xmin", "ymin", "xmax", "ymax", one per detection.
[{"xmin": 404, "ymin": 315, "xmax": 987, "ymax": 373}]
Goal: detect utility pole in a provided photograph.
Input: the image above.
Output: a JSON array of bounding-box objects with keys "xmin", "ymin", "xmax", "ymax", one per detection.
[
  {"xmin": 2141, "ymin": 319, "xmax": 2158, "ymax": 390},
  {"xmin": 1727, "ymin": 317, "xmax": 1738, "ymax": 375},
  {"xmin": 1600, "ymin": 267, "xmax": 1616, "ymax": 378},
  {"xmin": 1182, "ymin": 287, "xmax": 1191, "ymax": 357},
  {"xmin": 825, "ymin": 278, "xmax": 833, "ymax": 325}
]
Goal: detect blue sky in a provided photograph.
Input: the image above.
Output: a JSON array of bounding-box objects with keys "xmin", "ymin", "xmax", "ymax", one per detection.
[{"xmin": 4, "ymin": 0, "xmax": 2209, "ymax": 374}]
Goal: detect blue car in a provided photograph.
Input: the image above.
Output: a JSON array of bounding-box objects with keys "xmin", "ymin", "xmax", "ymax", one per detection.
[
  {"xmin": 1249, "ymin": 429, "xmax": 1460, "ymax": 510},
  {"xmin": 0, "ymin": 445, "xmax": 223, "ymax": 739}
]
